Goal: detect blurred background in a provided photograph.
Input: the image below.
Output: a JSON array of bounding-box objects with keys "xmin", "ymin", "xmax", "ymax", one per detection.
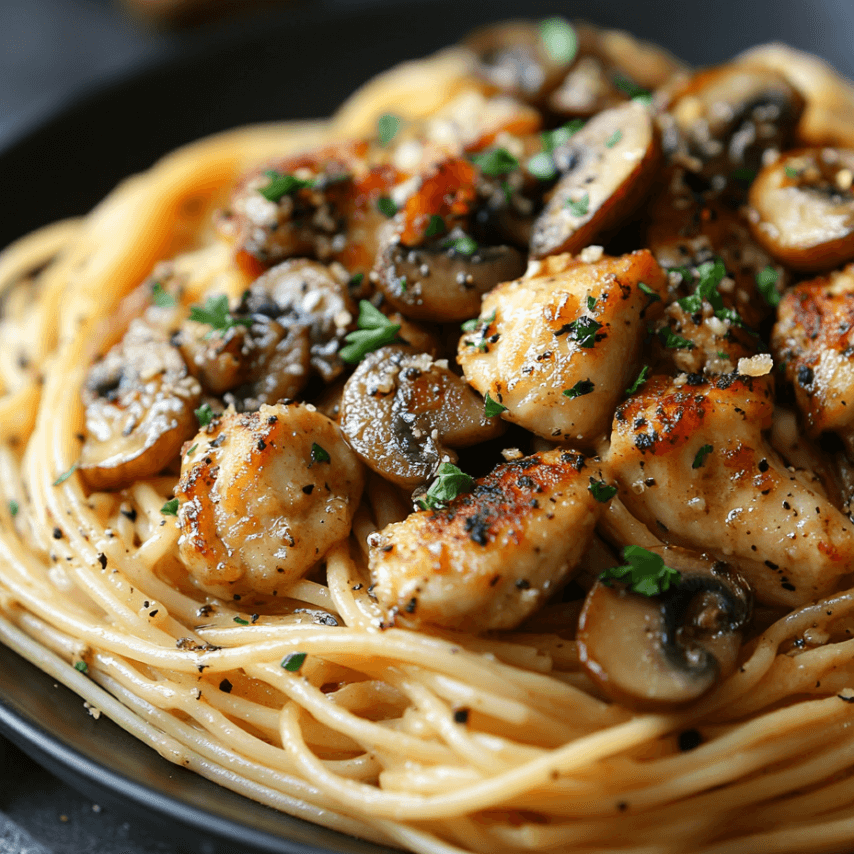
[{"xmin": 1, "ymin": 0, "xmax": 854, "ymax": 852}]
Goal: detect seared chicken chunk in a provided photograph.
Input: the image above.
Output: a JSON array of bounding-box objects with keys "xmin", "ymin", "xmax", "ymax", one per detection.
[
  {"xmin": 176, "ymin": 403, "xmax": 365, "ymax": 597},
  {"xmin": 368, "ymin": 449, "xmax": 602, "ymax": 631},
  {"xmin": 607, "ymin": 373, "xmax": 854, "ymax": 607}
]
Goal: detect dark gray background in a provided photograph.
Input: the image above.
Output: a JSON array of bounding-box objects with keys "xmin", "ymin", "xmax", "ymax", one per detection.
[{"xmin": 1, "ymin": 0, "xmax": 853, "ymax": 852}]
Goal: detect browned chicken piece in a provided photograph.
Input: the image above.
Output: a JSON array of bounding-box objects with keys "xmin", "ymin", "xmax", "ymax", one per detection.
[
  {"xmin": 606, "ymin": 373, "xmax": 854, "ymax": 608},
  {"xmin": 80, "ymin": 320, "xmax": 202, "ymax": 491},
  {"xmin": 772, "ymin": 264, "xmax": 854, "ymax": 455},
  {"xmin": 459, "ymin": 250, "xmax": 667, "ymax": 446},
  {"xmin": 368, "ymin": 448, "xmax": 602, "ymax": 631},
  {"xmin": 176, "ymin": 403, "xmax": 364, "ymax": 597},
  {"xmin": 748, "ymin": 148, "xmax": 854, "ymax": 272}
]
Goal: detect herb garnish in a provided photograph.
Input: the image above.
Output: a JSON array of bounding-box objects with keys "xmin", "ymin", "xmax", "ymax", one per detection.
[
  {"xmin": 566, "ymin": 192, "xmax": 590, "ymax": 217},
  {"xmin": 626, "ymin": 365, "xmax": 650, "ymax": 395},
  {"xmin": 587, "ymin": 295, "xmax": 597, "ymax": 311},
  {"xmin": 189, "ymin": 295, "xmax": 252, "ymax": 338},
  {"xmin": 377, "ymin": 113, "xmax": 400, "ymax": 147},
  {"xmin": 160, "ymin": 498, "xmax": 179, "ymax": 516},
  {"xmin": 542, "ymin": 119, "xmax": 585, "ymax": 152},
  {"xmin": 186, "ymin": 444, "xmax": 198, "ymax": 457},
  {"xmin": 605, "ymin": 129, "xmax": 623, "ymax": 148},
  {"xmin": 526, "ymin": 152, "xmax": 557, "ymax": 182},
  {"xmin": 600, "ymin": 545, "xmax": 681, "ymax": 596},
  {"xmin": 588, "ymin": 478, "xmax": 617, "ymax": 502},
  {"xmin": 53, "ymin": 463, "xmax": 78, "ymax": 486},
  {"xmin": 377, "ymin": 196, "xmax": 398, "ymax": 218},
  {"xmin": 195, "ymin": 403, "xmax": 214, "ymax": 427},
  {"xmin": 565, "ymin": 315, "xmax": 603, "ymax": 348},
  {"xmin": 677, "ymin": 259, "xmax": 747, "ymax": 328},
  {"xmin": 281, "ymin": 652, "xmax": 307, "ymax": 671},
  {"xmin": 444, "ymin": 234, "xmax": 479, "ymax": 256},
  {"xmin": 311, "ymin": 443, "xmax": 331, "ymax": 464},
  {"xmin": 563, "ymin": 379, "xmax": 595, "ymax": 399},
  {"xmin": 233, "ymin": 616, "xmax": 249, "ymax": 626},
  {"xmin": 638, "ymin": 281, "xmax": 661, "ymax": 304},
  {"xmin": 657, "ymin": 327, "xmax": 695, "ymax": 350},
  {"xmin": 417, "ymin": 463, "xmax": 474, "ymax": 511},
  {"xmin": 470, "ymin": 148, "xmax": 519, "ymax": 176},
  {"xmin": 785, "ymin": 165, "xmax": 800, "ymax": 179},
  {"xmin": 151, "ymin": 281, "xmax": 176, "ymax": 308},
  {"xmin": 540, "ymin": 17, "xmax": 578, "ymax": 64},
  {"xmin": 258, "ymin": 170, "xmax": 315, "ymax": 202},
  {"xmin": 461, "ymin": 310, "xmax": 496, "ymax": 333},
  {"xmin": 692, "ymin": 444, "xmax": 713, "ymax": 469},
  {"xmin": 484, "ymin": 393, "xmax": 507, "ymax": 417},
  {"xmin": 756, "ymin": 265, "xmax": 781, "ymax": 307},
  {"xmin": 74, "ymin": 661, "xmax": 88, "ymax": 674},
  {"xmin": 424, "ymin": 214, "xmax": 445, "ymax": 237},
  {"xmin": 339, "ymin": 300, "xmax": 401, "ymax": 364},
  {"xmin": 9, "ymin": 500, "xmax": 18, "ymax": 517},
  {"xmin": 612, "ymin": 73, "xmax": 652, "ymax": 104}
]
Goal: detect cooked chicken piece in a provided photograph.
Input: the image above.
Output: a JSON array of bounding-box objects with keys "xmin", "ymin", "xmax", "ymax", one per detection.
[
  {"xmin": 80, "ymin": 319, "xmax": 202, "ymax": 491},
  {"xmin": 458, "ymin": 250, "xmax": 667, "ymax": 446},
  {"xmin": 176, "ymin": 403, "xmax": 365, "ymax": 597},
  {"xmin": 368, "ymin": 448, "xmax": 602, "ymax": 631},
  {"xmin": 771, "ymin": 264, "xmax": 854, "ymax": 455},
  {"xmin": 606, "ymin": 373, "xmax": 854, "ymax": 607}
]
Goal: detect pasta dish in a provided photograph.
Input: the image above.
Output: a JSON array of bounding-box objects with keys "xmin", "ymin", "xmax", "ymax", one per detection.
[{"xmin": 4, "ymin": 17, "xmax": 854, "ymax": 854}]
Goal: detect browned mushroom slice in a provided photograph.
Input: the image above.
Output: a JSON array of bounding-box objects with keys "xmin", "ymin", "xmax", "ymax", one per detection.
[
  {"xmin": 339, "ymin": 345, "xmax": 504, "ymax": 489},
  {"xmin": 80, "ymin": 320, "xmax": 202, "ymax": 491},
  {"xmin": 748, "ymin": 148, "xmax": 854, "ymax": 271},
  {"xmin": 663, "ymin": 65, "xmax": 805, "ymax": 179},
  {"xmin": 529, "ymin": 101, "xmax": 660, "ymax": 259},
  {"xmin": 373, "ymin": 229, "xmax": 525, "ymax": 322},
  {"xmin": 578, "ymin": 549, "xmax": 752, "ymax": 708}
]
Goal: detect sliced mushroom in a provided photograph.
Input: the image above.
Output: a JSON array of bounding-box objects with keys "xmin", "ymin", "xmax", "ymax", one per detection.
[
  {"xmin": 80, "ymin": 320, "xmax": 202, "ymax": 490},
  {"xmin": 663, "ymin": 65, "xmax": 805, "ymax": 179},
  {"xmin": 748, "ymin": 148, "xmax": 854, "ymax": 271},
  {"xmin": 373, "ymin": 227, "xmax": 525, "ymax": 321},
  {"xmin": 578, "ymin": 549, "xmax": 752, "ymax": 708},
  {"xmin": 339, "ymin": 345, "xmax": 504, "ymax": 489},
  {"xmin": 529, "ymin": 101, "xmax": 661, "ymax": 258}
]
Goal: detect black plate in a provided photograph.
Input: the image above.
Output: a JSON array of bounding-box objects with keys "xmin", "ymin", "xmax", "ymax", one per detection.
[{"xmin": 1, "ymin": 1, "xmax": 853, "ymax": 852}]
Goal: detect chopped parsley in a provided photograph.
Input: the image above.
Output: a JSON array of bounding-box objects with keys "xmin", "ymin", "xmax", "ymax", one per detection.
[
  {"xmin": 566, "ymin": 192, "xmax": 590, "ymax": 217},
  {"xmin": 625, "ymin": 365, "xmax": 650, "ymax": 395},
  {"xmin": 676, "ymin": 258, "xmax": 747, "ymax": 328},
  {"xmin": 311, "ymin": 443, "xmax": 331, "ymax": 464},
  {"xmin": 542, "ymin": 119, "xmax": 585, "ymax": 152},
  {"xmin": 350, "ymin": 272, "xmax": 364, "ymax": 287},
  {"xmin": 186, "ymin": 444, "xmax": 198, "ymax": 457},
  {"xmin": 785, "ymin": 165, "xmax": 801, "ymax": 179},
  {"xmin": 160, "ymin": 498, "xmax": 179, "ymax": 516},
  {"xmin": 470, "ymin": 147, "xmax": 519, "ymax": 176},
  {"xmin": 638, "ymin": 281, "xmax": 661, "ymax": 304},
  {"xmin": 484, "ymin": 393, "xmax": 507, "ymax": 417},
  {"xmin": 692, "ymin": 444, "xmax": 713, "ymax": 469},
  {"xmin": 658, "ymin": 327, "xmax": 695, "ymax": 350},
  {"xmin": 189, "ymin": 295, "xmax": 252, "ymax": 338},
  {"xmin": 151, "ymin": 281, "xmax": 176, "ymax": 308},
  {"xmin": 526, "ymin": 151, "xmax": 557, "ymax": 182},
  {"xmin": 195, "ymin": 403, "xmax": 214, "ymax": 427},
  {"xmin": 233, "ymin": 616, "xmax": 250, "ymax": 626},
  {"xmin": 565, "ymin": 315, "xmax": 602, "ymax": 348},
  {"xmin": 281, "ymin": 652, "xmax": 307, "ymax": 672},
  {"xmin": 563, "ymin": 379, "xmax": 595, "ymax": 399},
  {"xmin": 540, "ymin": 17, "xmax": 578, "ymax": 63},
  {"xmin": 74, "ymin": 661, "xmax": 88, "ymax": 674},
  {"xmin": 756, "ymin": 265, "xmax": 781, "ymax": 307},
  {"xmin": 588, "ymin": 478, "xmax": 617, "ymax": 502},
  {"xmin": 444, "ymin": 234, "xmax": 479, "ymax": 256},
  {"xmin": 339, "ymin": 300, "xmax": 401, "ymax": 364},
  {"xmin": 377, "ymin": 196, "xmax": 398, "ymax": 218},
  {"xmin": 53, "ymin": 463, "xmax": 78, "ymax": 486},
  {"xmin": 587, "ymin": 295, "xmax": 597, "ymax": 311},
  {"xmin": 417, "ymin": 463, "xmax": 474, "ymax": 511},
  {"xmin": 461, "ymin": 309, "xmax": 496, "ymax": 333},
  {"xmin": 718, "ymin": 350, "xmax": 729, "ymax": 359},
  {"xmin": 600, "ymin": 545, "xmax": 681, "ymax": 597},
  {"xmin": 605, "ymin": 129, "xmax": 623, "ymax": 148},
  {"xmin": 731, "ymin": 167, "xmax": 757, "ymax": 182},
  {"xmin": 258, "ymin": 170, "xmax": 315, "ymax": 202},
  {"xmin": 9, "ymin": 500, "xmax": 18, "ymax": 517},
  {"xmin": 424, "ymin": 214, "xmax": 445, "ymax": 237},
  {"xmin": 612, "ymin": 72, "xmax": 652, "ymax": 103},
  {"xmin": 377, "ymin": 113, "xmax": 400, "ymax": 147}
]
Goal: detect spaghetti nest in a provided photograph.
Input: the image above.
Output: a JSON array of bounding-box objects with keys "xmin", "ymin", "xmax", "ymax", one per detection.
[{"xmin": 4, "ymin": 19, "xmax": 854, "ymax": 854}]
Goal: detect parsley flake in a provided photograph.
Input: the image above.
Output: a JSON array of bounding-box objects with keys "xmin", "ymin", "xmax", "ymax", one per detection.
[
  {"xmin": 693, "ymin": 444, "xmax": 713, "ymax": 469},
  {"xmin": 311, "ymin": 443, "xmax": 331, "ymax": 464},
  {"xmin": 281, "ymin": 652, "xmax": 307, "ymax": 672},
  {"xmin": 186, "ymin": 444, "xmax": 198, "ymax": 457},
  {"xmin": 417, "ymin": 463, "xmax": 474, "ymax": 512},
  {"xmin": 540, "ymin": 17, "xmax": 578, "ymax": 64},
  {"xmin": 625, "ymin": 365, "xmax": 650, "ymax": 395},
  {"xmin": 9, "ymin": 500, "xmax": 18, "ymax": 517},
  {"xmin": 731, "ymin": 167, "xmax": 757, "ymax": 182},
  {"xmin": 443, "ymin": 233, "xmax": 479, "ymax": 256},
  {"xmin": 564, "ymin": 379, "xmax": 595, "ymax": 399},
  {"xmin": 195, "ymin": 403, "xmax": 214, "ymax": 427},
  {"xmin": 588, "ymin": 478, "xmax": 617, "ymax": 502},
  {"xmin": 233, "ymin": 616, "xmax": 249, "ymax": 626},
  {"xmin": 484, "ymin": 393, "xmax": 507, "ymax": 417},
  {"xmin": 424, "ymin": 214, "xmax": 445, "ymax": 237},
  {"xmin": 74, "ymin": 661, "xmax": 88, "ymax": 674},
  {"xmin": 350, "ymin": 272, "xmax": 364, "ymax": 287},
  {"xmin": 566, "ymin": 192, "xmax": 590, "ymax": 217},
  {"xmin": 785, "ymin": 165, "xmax": 800, "ymax": 179},
  {"xmin": 377, "ymin": 113, "xmax": 400, "ymax": 147},
  {"xmin": 53, "ymin": 463, "xmax": 78, "ymax": 486},
  {"xmin": 259, "ymin": 170, "xmax": 315, "ymax": 202},
  {"xmin": 612, "ymin": 73, "xmax": 651, "ymax": 102},
  {"xmin": 340, "ymin": 300, "xmax": 401, "ymax": 364},
  {"xmin": 160, "ymin": 498, "xmax": 179, "ymax": 516},
  {"xmin": 151, "ymin": 281, "xmax": 176, "ymax": 308},
  {"xmin": 756, "ymin": 265, "xmax": 781, "ymax": 307},
  {"xmin": 605, "ymin": 129, "xmax": 623, "ymax": 148},
  {"xmin": 461, "ymin": 309, "xmax": 496, "ymax": 333},
  {"xmin": 600, "ymin": 545, "xmax": 681, "ymax": 597},
  {"xmin": 638, "ymin": 282, "xmax": 661, "ymax": 304},
  {"xmin": 658, "ymin": 327, "xmax": 695, "ymax": 350},
  {"xmin": 377, "ymin": 196, "xmax": 398, "ymax": 218},
  {"xmin": 189, "ymin": 295, "xmax": 252, "ymax": 338},
  {"xmin": 587, "ymin": 295, "xmax": 597, "ymax": 311},
  {"xmin": 565, "ymin": 315, "xmax": 602, "ymax": 348},
  {"xmin": 471, "ymin": 148, "xmax": 519, "ymax": 176},
  {"xmin": 541, "ymin": 119, "xmax": 585, "ymax": 152},
  {"xmin": 526, "ymin": 151, "xmax": 557, "ymax": 181}
]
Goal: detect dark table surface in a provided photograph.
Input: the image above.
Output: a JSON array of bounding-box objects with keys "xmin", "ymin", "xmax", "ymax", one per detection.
[{"xmin": 2, "ymin": 1, "xmax": 854, "ymax": 852}]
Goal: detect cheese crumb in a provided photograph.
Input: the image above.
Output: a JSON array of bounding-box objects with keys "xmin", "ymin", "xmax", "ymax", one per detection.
[
  {"xmin": 579, "ymin": 245, "xmax": 604, "ymax": 263},
  {"xmin": 738, "ymin": 354, "xmax": 773, "ymax": 377}
]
